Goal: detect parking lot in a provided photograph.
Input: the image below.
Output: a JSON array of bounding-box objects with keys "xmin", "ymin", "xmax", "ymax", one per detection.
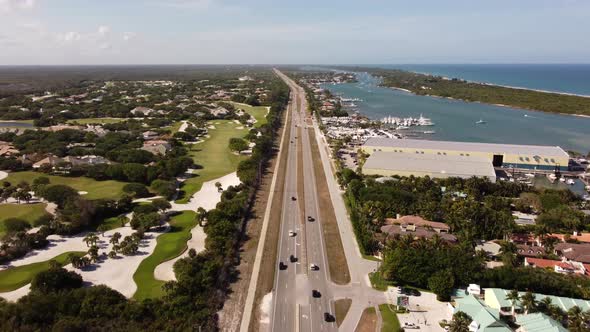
[{"xmin": 387, "ymin": 287, "xmax": 452, "ymax": 331}]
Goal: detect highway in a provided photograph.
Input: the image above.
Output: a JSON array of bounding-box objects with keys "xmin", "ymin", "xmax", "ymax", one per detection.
[{"xmin": 271, "ymin": 70, "xmax": 337, "ymax": 332}]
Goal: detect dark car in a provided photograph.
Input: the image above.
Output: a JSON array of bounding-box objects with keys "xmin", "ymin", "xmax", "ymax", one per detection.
[
  {"xmin": 279, "ymin": 262, "xmax": 287, "ymax": 270},
  {"xmin": 324, "ymin": 312, "xmax": 335, "ymax": 322},
  {"xmin": 291, "ymin": 196, "xmax": 297, "ymax": 201},
  {"xmin": 404, "ymin": 288, "xmax": 421, "ymax": 296},
  {"xmin": 307, "ymin": 216, "xmax": 315, "ymax": 222},
  {"xmin": 289, "ymin": 255, "xmax": 297, "ymax": 263},
  {"xmin": 312, "ymin": 290, "xmax": 321, "ymax": 298}
]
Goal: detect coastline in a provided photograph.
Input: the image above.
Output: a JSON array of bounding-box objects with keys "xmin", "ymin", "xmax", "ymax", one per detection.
[
  {"xmin": 407, "ymin": 70, "xmax": 590, "ymax": 98},
  {"xmin": 382, "ymin": 84, "xmax": 590, "ymax": 119}
]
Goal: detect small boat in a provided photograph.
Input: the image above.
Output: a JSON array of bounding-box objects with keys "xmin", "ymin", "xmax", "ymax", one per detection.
[
  {"xmin": 397, "ymin": 126, "xmax": 409, "ymax": 130},
  {"xmin": 566, "ymin": 179, "xmax": 575, "ymax": 185},
  {"xmin": 423, "ymin": 131, "xmax": 436, "ymax": 134},
  {"xmin": 476, "ymin": 119, "xmax": 486, "ymax": 124},
  {"xmin": 559, "ymin": 177, "xmax": 566, "ymax": 183},
  {"xmin": 548, "ymin": 174, "xmax": 557, "ymax": 182},
  {"xmin": 524, "ymin": 173, "xmax": 535, "ymax": 178}
]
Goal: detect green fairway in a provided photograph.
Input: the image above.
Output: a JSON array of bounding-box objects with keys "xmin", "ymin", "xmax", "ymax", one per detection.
[
  {"xmin": 0, "ymin": 203, "xmax": 49, "ymax": 237},
  {"xmin": 132, "ymin": 211, "xmax": 197, "ymax": 300},
  {"xmin": 176, "ymin": 120, "xmax": 245, "ymax": 203},
  {"xmin": 5, "ymin": 172, "xmax": 127, "ymax": 200},
  {"xmin": 66, "ymin": 118, "xmax": 126, "ymax": 125},
  {"xmin": 379, "ymin": 304, "xmax": 402, "ymax": 332},
  {"xmin": 0, "ymin": 251, "xmax": 85, "ymax": 292},
  {"xmin": 230, "ymin": 102, "xmax": 269, "ymax": 128}
]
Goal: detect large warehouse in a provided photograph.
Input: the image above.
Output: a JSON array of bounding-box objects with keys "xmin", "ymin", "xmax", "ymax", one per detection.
[
  {"xmin": 361, "ymin": 138, "xmax": 569, "ymax": 171},
  {"xmin": 363, "ymin": 151, "xmax": 497, "ymax": 182}
]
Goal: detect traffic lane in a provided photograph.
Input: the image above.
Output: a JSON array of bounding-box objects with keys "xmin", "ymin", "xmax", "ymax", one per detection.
[
  {"xmin": 299, "ymin": 114, "xmax": 336, "ymax": 331},
  {"xmin": 270, "ymin": 95, "xmax": 299, "ymax": 332}
]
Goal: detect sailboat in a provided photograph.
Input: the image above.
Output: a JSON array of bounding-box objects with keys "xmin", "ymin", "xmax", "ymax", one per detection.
[{"xmin": 476, "ymin": 119, "xmax": 486, "ymax": 124}]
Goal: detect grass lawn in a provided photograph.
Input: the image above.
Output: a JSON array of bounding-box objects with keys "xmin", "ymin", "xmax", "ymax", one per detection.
[
  {"xmin": 133, "ymin": 211, "xmax": 197, "ymax": 300},
  {"xmin": 379, "ymin": 304, "xmax": 402, "ymax": 332},
  {"xmin": 6, "ymin": 171, "xmax": 128, "ymax": 200},
  {"xmin": 356, "ymin": 307, "xmax": 377, "ymax": 332},
  {"xmin": 369, "ymin": 272, "xmax": 395, "ymax": 291},
  {"xmin": 175, "ymin": 120, "xmax": 245, "ymax": 203},
  {"xmin": 66, "ymin": 118, "xmax": 126, "ymax": 125},
  {"xmin": 229, "ymin": 102, "xmax": 269, "ymax": 128},
  {"xmin": 0, "ymin": 203, "xmax": 49, "ymax": 237},
  {"xmin": 0, "ymin": 251, "xmax": 85, "ymax": 292},
  {"xmin": 335, "ymin": 298, "xmax": 352, "ymax": 327},
  {"xmin": 168, "ymin": 121, "xmax": 184, "ymax": 134}
]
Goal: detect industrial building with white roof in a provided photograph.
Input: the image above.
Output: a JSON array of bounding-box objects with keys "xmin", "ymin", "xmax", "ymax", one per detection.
[{"xmin": 360, "ymin": 138, "xmax": 570, "ymax": 181}]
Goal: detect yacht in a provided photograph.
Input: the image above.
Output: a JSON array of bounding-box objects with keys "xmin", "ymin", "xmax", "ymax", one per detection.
[
  {"xmin": 423, "ymin": 130, "xmax": 435, "ymax": 134},
  {"xmin": 418, "ymin": 114, "xmax": 434, "ymax": 126},
  {"xmin": 476, "ymin": 119, "xmax": 486, "ymax": 124},
  {"xmin": 566, "ymin": 179, "xmax": 576, "ymax": 185}
]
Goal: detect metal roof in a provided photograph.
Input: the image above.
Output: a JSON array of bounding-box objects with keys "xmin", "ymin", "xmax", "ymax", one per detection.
[
  {"xmin": 363, "ymin": 151, "xmax": 496, "ymax": 178},
  {"xmin": 363, "ymin": 138, "xmax": 569, "ymax": 158}
]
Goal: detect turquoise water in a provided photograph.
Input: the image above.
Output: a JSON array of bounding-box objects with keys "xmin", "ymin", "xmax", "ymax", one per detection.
[
  {"xmin": 358, "ymin": 64, "xmax": 590, "ymax": 96},
  {"xmin": 322, "ymin": 72, "xmax": 590, "ymax": 153}
]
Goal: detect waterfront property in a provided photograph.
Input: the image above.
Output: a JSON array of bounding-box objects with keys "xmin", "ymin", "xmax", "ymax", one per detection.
[
  {"xmin": 362, "ymin": 151, "xmax": 497, "ymax": 182},
  {"xmin": 453, "ymin": 295, "xmax": 511, "ymax": 332},
  {"xmin": 361, "ymin": 138, "xmax": 570, "ymax": 171}
]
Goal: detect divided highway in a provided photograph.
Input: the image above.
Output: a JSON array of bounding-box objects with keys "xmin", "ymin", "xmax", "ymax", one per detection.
[{"xmin": 271, "ymin": 70, "xmax": 337, "ymax": 332}]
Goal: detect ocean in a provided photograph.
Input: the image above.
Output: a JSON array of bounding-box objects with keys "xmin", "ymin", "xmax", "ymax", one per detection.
[
  {"xmin": 321, "ymin": 71, "xmax": 590, "ymax": 153},
  {"xmin": 362, "ymin": 64, "xmax": 590, "ymax": 96}
]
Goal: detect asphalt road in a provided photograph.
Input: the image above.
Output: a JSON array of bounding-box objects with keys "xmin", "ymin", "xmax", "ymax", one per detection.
[{"xmin": 271, "ymin": 70, "xmax": 337, "ymax": 332}]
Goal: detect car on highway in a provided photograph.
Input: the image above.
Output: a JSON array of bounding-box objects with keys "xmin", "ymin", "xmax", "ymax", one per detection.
[
  {"xmin": 289, "ymin": 254, "xmax": 297, "ymax": 263},
  {"xmin": 279, "ymin": 262, "xmax": 287, "ymax": 270},
  {"xmin": 312, "ymin": 290, "xmax": 321, "ymax": 298},
  {"xmin": 291, "ymin": 196, "xmax": 296, "ymax": 201},
  {"xmin": 288, "ymin": 230, "xmax": 296, "ymax": 237},
  {"xmin": 307, "ymin": 216, "xmax": 315, "ymax": 222},
  {"xmin": 310, "ymin": 263, "xmax": 319, "ymax": 271},
  {"xmin": 324, "ymin": 312, "xmax": 335, "ymax": 322},
  {"xmin": 404, "ymin": 322, "xmax": 419, "ymax": 329}
]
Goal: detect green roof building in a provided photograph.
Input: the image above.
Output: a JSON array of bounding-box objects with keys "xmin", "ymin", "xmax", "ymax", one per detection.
[
  {"xmin": 515, "ymin": 313, "xmax": 567, "ymax": 332},
  {"xmin": 484, "ymin": 288, "xmax": 590, "ymax": 315},
  {"xmin": 454, "ymin": 295, "xmax": 511, "ymax": 332}
]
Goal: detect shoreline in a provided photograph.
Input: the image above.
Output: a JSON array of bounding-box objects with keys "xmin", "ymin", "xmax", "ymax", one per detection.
[
  {"xmin": 383, "ymin": 84, "xmax": 590, "ymax": 119},
  {"xmin": 407, "ymin": 70, "xmax": 590, "ymax": 98}
]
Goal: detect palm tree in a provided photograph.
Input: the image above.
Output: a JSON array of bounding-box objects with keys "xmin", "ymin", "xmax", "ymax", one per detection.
[
  {"xmin": 449, "ymin": 311, "xmax": 471, "ymax": 332},
  {"xmin": 538, "ymin": 297, "xmax": 552, "ymax": 313},
  {"xmin": 567, "ymin": 306, "xmax": 590, "ymax": 332},
  {"xmin": 505, "ymin": 289, "xmax": 521, "ymax": 316},
  {"xmin": 83, "ymin": 233, "xmax": 99, "ymax": 247},
  {"xmin": 196, "ymin": 207, "xmax": 207, "ymax": 226},
  {"xmin": 88, "ymin": 245, "xmax": 99, "ymax": 263},
  {"xmin": 110, "ymin": 232, "xmax": 122, "ymax": 245},
  {"xmin": 520, "ymin": 291, "xmax": 537, "ymax": 314}
]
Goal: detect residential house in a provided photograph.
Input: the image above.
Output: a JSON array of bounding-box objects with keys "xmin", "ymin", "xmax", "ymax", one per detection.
[
  {"xmin": 142, "ymin": 130, "xmax": 159, "ymax": 140},
  {"xmin": 0, "ymin": 141, "xmax": 19, "ymax": 156},
  {"xmin": 381, "ymin": 215, "xmax": 456, "ymax": 242},
  {"xmin": 524, "ymin": 257, "xmax": 589, "ymax": 277},
  {"xmin": 141, "ymin": 140, "xmax": 171, "ymax": 155},
  {"xmin": 32, "ymin": 155, "xmax": 64, "ymax": 169},
  {"xmin": 516, "ymin": 245, "xmax": 545, "ymax": 258},
  {"xmin": 210, "ymin": 106, "xmax": 229, "ymax": 117},
  {"xmin": 555, "ymin": 242, "xmax": 590, "ymax": 264},
  {"xmin": 130, "ymin": 106, "xmax": 155, "ymax": 116}
]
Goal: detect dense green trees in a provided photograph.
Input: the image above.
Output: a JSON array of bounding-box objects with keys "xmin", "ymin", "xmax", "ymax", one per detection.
[
  {"xmin": 30, "ymin": 266, "xmax": 83, "ymax": 293},
  {"xmin": 228, "ymin": 137, "xmax": 249, "ymax": 153}
]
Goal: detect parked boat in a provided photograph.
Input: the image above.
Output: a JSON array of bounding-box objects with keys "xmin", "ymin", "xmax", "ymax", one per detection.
[
  {"xmin": 476, "ymin": 119, "xmax": 486, "ymax": 124},
  {"xmin": 566, "ymin": 179, "xmax": 575, "ymax": 185}
]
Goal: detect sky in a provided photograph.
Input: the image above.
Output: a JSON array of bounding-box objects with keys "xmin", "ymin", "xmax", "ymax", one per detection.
[{"xmin": 1, "ymin": 0, "xmax": 589, "ymax": 65}]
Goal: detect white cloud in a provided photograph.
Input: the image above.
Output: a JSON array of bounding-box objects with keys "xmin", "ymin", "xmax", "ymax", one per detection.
[
  {"xmin": 59, "ymin": 31, "xmax": 81, "ymax": 42},
  {"xmin": 0, "ymin": 0, "xmax": 36, "ymax": 13},
  {"xmin": 123, "ymin": 32, "xmax": 137, "ymax": 41},
  {"xmin": 98, "ymin": 25, "xmax": 110, "ymax": 37}
]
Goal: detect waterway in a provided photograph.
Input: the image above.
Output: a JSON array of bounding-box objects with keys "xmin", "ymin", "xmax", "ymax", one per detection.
[
  {"xmin": 322, "ymin": 72, "xmax": 590, "ymax": 153},
  {"xmin": 0, "ymin": 121, "xmax": 34, "ymax": 128}
]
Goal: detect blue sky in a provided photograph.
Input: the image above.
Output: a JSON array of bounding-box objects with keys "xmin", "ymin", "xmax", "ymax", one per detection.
[{"xmin": 1, "ymin": 0, "xmax": 589, "ymax": 65}]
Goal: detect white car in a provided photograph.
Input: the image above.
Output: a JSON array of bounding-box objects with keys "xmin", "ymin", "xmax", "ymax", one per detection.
[
  {"xmin": 288, "ymin": 230, "xmax": 295, "ymax": 237},
  {"xmin": 310, "ymin": 263, "xmax": 319, "ymax": 271}
]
